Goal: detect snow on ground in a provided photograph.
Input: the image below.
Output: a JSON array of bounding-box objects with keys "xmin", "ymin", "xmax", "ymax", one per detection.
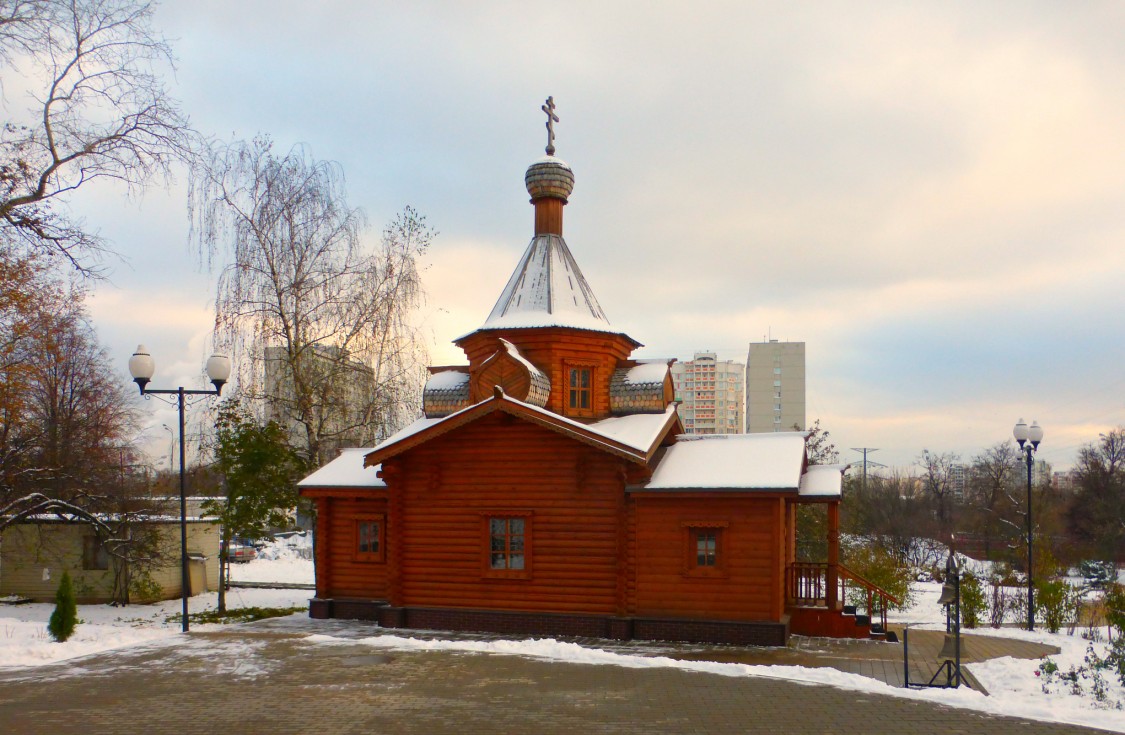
[
  {"xmin": 0, "ymin": 586, "xmax": 309, "ymax": 670},
  {"xmin": 5, "ymin": 545, "xmax": 1125, "ymax": 732},
  {"xmin": 889, "ymin": 574, "xmax": 1125, "ymax": 731},
  {"xmin": 228, "ymin": 534, "xmax": 315, "ymax": 585}
]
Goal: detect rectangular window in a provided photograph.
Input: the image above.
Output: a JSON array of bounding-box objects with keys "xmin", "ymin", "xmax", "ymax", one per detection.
[
  {"xmin": 683, "ymin": 521, "xmax": 728, "ymax": 577},
  {"xmin": 83, "ymin": 536, "xmax": 109, "ymax": 571},
  {"xmin": 355, "ymin": 517, "xmax": 385, "ymax": 562},
  {"xmin": 484, "ymin": 514, "xmax": 532, "ymax": 578},
  {"xmin": 696, "ymin": 529, "xmax": 718, "ymax": 567},
  {"xmin": 490, "ymin": 518, "xmax": 525, "ymax": 570},
  {"xmin": 568, "ymin": 367, "xmax": 592, "ymax": 415}
]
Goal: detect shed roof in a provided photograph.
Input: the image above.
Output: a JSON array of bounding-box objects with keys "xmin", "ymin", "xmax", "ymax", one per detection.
[
  {"xmin": 297, "ymin": 448, "xmax": 385, "ymax": 489},
  {"xmin": 798, "ymin": 464, "xmax": 846, "ymax": 497},
  {"xmin": 644, "ymin": 432, "xmax": 809, "ymax": 490}
]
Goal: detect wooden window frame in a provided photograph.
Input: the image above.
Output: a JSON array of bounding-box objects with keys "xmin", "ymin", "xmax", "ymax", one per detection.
[
  {"xmin": 681, "ymin": 520, "xmax": 729, "ymax": 578},
  {"xmin": 354, "ymin": 514, "xmax": 386, "ymax": 563},
  {"xmin": 481, "ymin": 511, "xmax": 533, "ymax": 580},
  {"xmin": 565, "ymin": 363, "xmax": 595, "ymax": 418}
]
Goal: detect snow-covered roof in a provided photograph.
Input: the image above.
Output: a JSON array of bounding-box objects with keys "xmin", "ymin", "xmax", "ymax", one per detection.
[
  {"xmin": 591, "ymin": 405, "xmax": 677, "ymax": 451},
  {"xmin": 425, "ymin": 370, "xmax": 470, "ymax": 391},
  {"xmin": 15, "ymin": 514, "xmax": 217, "ymax": 524},
  {"xmin": 645, "ymin": 432, "xmax": 808, "ymax": 490},
  {"xmin": 381, "ymin": 393, "xmax": 672, "ymax": 457},
  {"xmin": 476, "ymin": 233, "xmax": 616, "ymax": 334},
  {"xmin": 623, "ymin": 362, "xmax": 669, "ymax": 385},
  {"xmin": 297, "ymin": 417, "xmax": 443, "ymax": 488},
  {"xmin": 798, "ymin": 464, "xmax": 846, "ymax": 497},
  {"xmin": 297, "ymin": 448, "xmax": 384, "ymax": 488}
]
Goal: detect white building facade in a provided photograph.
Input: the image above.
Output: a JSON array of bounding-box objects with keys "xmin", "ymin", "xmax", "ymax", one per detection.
[
  {"xmin": 746, "ymin": 340, "xmax": 806, "ymax": 433},
  {"xmin": 670, "ymin": 352, "xmax": 744, "ymax": 434}
]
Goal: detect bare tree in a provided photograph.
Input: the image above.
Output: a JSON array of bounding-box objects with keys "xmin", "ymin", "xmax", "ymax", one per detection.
[
  {"xmin": 190, "ymin": 136, "xmax": 431, "ymax": 467},
  {"xmin": 843, "ymin": 469, "xmax": 940, "ymax": 568},
  {"xmin": 918, "ymin": 449, "xmax": 961, "ymax": 533},
  {"xmin": 1068, "ymin": 428, "xmax": 1125, "ymax": 561},
  {"xmin": 965, "ymin": 441, "xmax": 1022, "ymax": 559},
  {"xmin": 0, "ymin": 0, "xmax": 45, "ymax": 66},
  {"xmin": 0, "ymin": 0, "xmax": 190, "ymax": 274}
]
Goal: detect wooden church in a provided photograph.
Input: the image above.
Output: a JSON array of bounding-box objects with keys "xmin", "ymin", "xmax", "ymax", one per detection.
[{"xmin": 298, "ymin": 104, "xmax": 894, "ymax": 645}]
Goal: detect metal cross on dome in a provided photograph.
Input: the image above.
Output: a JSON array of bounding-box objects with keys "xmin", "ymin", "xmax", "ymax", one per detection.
[{"xmin": 542, "ymin": 96, "xmax": 559, "ymax": 155}]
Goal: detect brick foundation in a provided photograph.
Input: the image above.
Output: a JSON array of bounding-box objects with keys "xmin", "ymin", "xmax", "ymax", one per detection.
[{"xmin": 308, "ymin": 600, "xmax": 788, "ymax": 646}]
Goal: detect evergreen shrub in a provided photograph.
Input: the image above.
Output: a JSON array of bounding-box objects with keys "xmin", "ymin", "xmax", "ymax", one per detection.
[{"xmin": 48, "ymin": 571, "xmax": 78, "ymax": 643}]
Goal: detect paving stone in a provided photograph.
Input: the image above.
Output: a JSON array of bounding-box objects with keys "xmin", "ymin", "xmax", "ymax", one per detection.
[{"xmin": 0, "ymin": 623, "xmax": 1097, "ymax": 735}]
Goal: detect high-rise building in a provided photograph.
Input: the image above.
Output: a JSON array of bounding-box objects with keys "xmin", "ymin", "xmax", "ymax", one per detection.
[
  {"xmin": 670, "ymin": 352, "xmax": 744, "ymax": 434},
  {"xmin": 746, "ymin": 340, "xmax": 805, "ymax": 433},
  {"xmin": 264, "ymin": 344, "xmax": 376, "ymax": 463}
]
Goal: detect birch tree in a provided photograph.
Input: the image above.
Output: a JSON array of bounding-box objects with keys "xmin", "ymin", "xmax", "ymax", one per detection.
[{"xmin": 190, "ymin": 136, "xmax": 431, "ymax": 467}]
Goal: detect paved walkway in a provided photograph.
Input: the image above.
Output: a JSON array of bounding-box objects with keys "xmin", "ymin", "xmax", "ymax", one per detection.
[
  {"xmin": 664, "ymin": 627, "xmax": 1059, "ymax": 693},
  {"xmin": 0, "ymin": 620, "xmax": 1099, "ymax": 735}
]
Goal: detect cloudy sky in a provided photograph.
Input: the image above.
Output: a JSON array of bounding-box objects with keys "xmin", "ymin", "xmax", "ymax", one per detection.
[{"xmin": 51, "ymin": 1, "xmax": 1125, "ymax": 471}]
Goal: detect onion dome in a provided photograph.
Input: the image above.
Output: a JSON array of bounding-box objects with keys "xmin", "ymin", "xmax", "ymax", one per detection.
[{"xmin": 525, "ymin": 156, "xmax": 575, "ymax": 203}]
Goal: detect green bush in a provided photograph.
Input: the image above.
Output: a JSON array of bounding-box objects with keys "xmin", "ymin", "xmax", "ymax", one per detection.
[
  {"xmin": 1105, "ymin": 582, "xmax": 1125, "ymax": 640},
  {"xmin": 959, "ymin": 571, "xmax": 986, "ymax": 629},
  {"xmin": 48, "ymin": 571, "xmax": 78, "ymax": 643},
  {"xmin": 1036, "ymin": 578, "xmax": 1078, "ymax": 634},
  {"xmin": 841, "ymin": 542, "xmax": 914, "ymax": 611},
  {"xmin": 129, "ymin": 571, "xmax": 162, "ymax": 603}
]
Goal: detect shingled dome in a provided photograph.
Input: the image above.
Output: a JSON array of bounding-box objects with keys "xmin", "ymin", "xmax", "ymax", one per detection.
[{"xmin": 525, "ymin": 155, "xmax": 575, "ymax": 202}]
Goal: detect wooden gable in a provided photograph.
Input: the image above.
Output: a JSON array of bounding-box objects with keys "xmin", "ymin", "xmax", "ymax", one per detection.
[{"xmin": 379, "ymin": 410, "xmax": 635, "ymax": 616}]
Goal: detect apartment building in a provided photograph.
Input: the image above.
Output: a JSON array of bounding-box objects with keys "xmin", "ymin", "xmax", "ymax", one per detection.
[
  {"xmin": 670, "ymin": 352, "xmax": 744, "ymax": 434},
  {"xmin": 746, "ymin": 340, "xmax": 805, "ymax": 433}
]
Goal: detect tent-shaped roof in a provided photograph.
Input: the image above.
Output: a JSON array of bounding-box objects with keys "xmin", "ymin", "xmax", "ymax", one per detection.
[{"xmin": 477, "ymin": 233, "xmax": 617, "ymax": 334}]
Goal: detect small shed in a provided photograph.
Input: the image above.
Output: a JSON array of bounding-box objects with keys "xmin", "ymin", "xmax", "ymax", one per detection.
[{"xmin": 0, "ymin": 517, "xmax": 220, "ymax": 604}]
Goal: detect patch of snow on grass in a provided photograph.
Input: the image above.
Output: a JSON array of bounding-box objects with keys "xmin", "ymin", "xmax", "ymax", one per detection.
[
  {"xmin": 0, "ymin": 586, "xmax": 310, "ymax": 670},
  {"xmin": 228, "ymin": 535, "xmax": 314, "ymax": 584}
]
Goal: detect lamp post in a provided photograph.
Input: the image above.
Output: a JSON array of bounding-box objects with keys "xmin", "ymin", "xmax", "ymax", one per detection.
[
  {"xmin": 1013, "ymin": 418, "xmax": 1044, "ymax": 632},
  {"xmin": 161, "ymin": 423, "xmax": 174, "ymax": 473},
  {"xmin": 129, "ymin": 345, "xmax": 230, "ymax": 633}
]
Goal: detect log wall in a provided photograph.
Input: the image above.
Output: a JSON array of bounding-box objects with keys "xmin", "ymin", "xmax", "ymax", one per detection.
[
  {"xmin": 391, "ymin": 412, "xmax": 629, "ymax": 614},
  {"xmin": 313, "ymin": 495, "xmax": 389, "ymax": 599},
  {"xmin": 630, "ymin": 494, "xmax": 785, "ymax": 621}
]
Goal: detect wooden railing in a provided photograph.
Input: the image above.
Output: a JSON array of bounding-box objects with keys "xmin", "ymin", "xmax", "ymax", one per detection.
[
  {"xmin": 786, "ymin": 562, "xmax": 900, "ymax": 632},
  {"xmin": 787, "ymin": 561, "xmax": 830, "ymax": 605},
  {"xmin": 839, "ymin": 564, "xmax": 899, "ymax": 632}
]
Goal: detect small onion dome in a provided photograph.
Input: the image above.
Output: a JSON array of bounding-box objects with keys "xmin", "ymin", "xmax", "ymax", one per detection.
[{"xmin": 525, "ymin": 155, "xmax": 574, "ymax": 202}]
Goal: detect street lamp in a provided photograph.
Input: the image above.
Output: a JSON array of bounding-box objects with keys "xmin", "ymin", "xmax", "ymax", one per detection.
[
  {"xmin": 1013, "ymin": 417, "xmax": 1044, "ymax": 632},
  {"xmin": 129, "ymin": 345, "xmax": 230, "ymax": 633},
  {"xmin": 161, "ymin": 424, "xmax": 175, "ymax": 473}
]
